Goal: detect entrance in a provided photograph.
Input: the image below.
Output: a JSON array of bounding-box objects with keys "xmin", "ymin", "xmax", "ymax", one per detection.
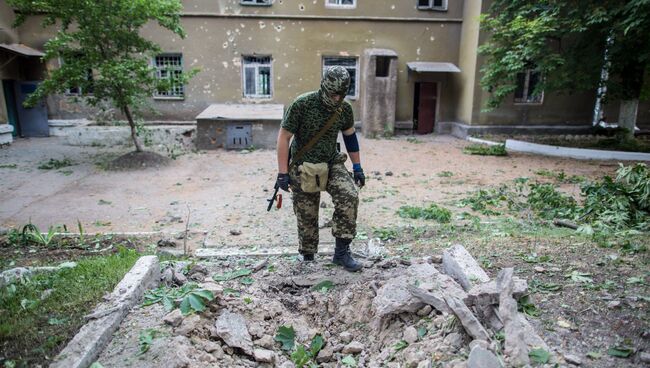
[{"xmin": 413, "ymin": 82, "xmax": 437, "ymax": 134}]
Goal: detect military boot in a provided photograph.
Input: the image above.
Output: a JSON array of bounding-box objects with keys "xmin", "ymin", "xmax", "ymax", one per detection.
[{"xmin": 332, "ymin": 238, "xmax": 362, "ymax": 272}]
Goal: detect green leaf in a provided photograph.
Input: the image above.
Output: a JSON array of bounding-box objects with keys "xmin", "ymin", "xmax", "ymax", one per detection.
[
  {"xmin": 393, "ymin": 340, "xmax": 409, "ymax": 351},
  {"xmin": 311, "ymin": 280, "xmax": 335, "ymax": 293},
  {"xmin": 565, "ymin": 271, "xmax": 593, "ymax": 283},
  {"xmin": 179, "ymin": 297, "xmax": 191, "ymax": 316},
  {"xmin": 192, "ymin": 289, "xmax": 215, "ymax": 301},
  {"xmin": 529, "ymin": 348, "xmax": 551, "ymax": 364},
  {"xmin": 223, "ymin": 288, "xmax": 240, "ymax": 297},
  {"xmin": 607, "ymin": 347, "xmax": 633, "ymax": 358},
  {"xmin": 213, "ymin": 268, "xmax": 252, "ymax": 282},
  {"xmin": 243, "ymin": 297, "xmax": 253, "ymax": 304},
  {"xmin": 240, "ymin": 276, "xmax": 255, "ymax": 285},
  {"xmin": 586, "ymin": 351, "xmax": 602, "ymax": 359},
  {"xmin": 310, "ymin": 334, "xmax": 325, "ymax": 356},
  {"xmin": 162, "ymin": 295, "xmax": 174, "ymax": 312},
  {"xmin": 341, "ymin": 355, "xmax": 357, "ymax": 367},
  {"xmin": 89, "ymin": 363, "xmax": 104, "ymax": 368},
  {"xmin": 275, "ymin": 325, "xmax": 296, "ymax": 351},
  {"xmin": 417, "ymin": 326, "xmax": 427, "ymax": 339},
  {"xmin": 626, "ymin": 276, "xmax": 645, "ymax": 285},
  {"xmin": 290, "ymin": 345, "xmax": 311, "ymax": 367},
  {"xmin": 186, "ymin": 293, "xmax": 206, "ymax": 313},
  {"xmin": 47, "ymin": 317, "xmax": 68, "ymax": 325}
]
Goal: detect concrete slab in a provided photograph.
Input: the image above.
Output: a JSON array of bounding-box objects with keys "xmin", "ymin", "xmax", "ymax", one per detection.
[
  {"xmin": 50, "ymin": 256, "xmax": 160, "ymax": 368},
  {"xmin": 442, "ymin": 244, "xmax": 490, "ymax": 291},
  {"xmin": 195, "ymin": 243, "xmax": 336, "ymax": 258}
]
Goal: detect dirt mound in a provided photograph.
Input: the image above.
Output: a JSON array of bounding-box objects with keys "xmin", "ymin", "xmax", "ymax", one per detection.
[{"xmin": 106, "ymin": 151, "xmax": 171, "ymax": 171}]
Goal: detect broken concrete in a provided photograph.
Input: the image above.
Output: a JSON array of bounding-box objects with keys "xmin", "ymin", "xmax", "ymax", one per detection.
[
  {"xmin": 442, "ymin": 244, "xmax": 490, "ymax": 291},
  {"xmin": 215, "ymin": 310, "xmax": 254, "ymax": 355},
  {"xmin": 50, "ymin": 256, "xmax": 160, "ymax": 368},
  {"xmin": 444, "ymin": 295, "xmax": 491, "ymax": 342},
  {"xmin": 467, "ymin": 345, "xmax": 503, "ymax": 368},
  {"xmin": 465, "ymin": 278, "xmax": 528, "ymax": 307},
  {"xmin": 497, "ymin": 268, "xmax": 530, "ymax": 367}
]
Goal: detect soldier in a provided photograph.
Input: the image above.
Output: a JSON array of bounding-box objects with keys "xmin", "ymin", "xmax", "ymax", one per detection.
[{"xmin": 276, "ymin": 66, "xmax": 365, "ymax": 272}]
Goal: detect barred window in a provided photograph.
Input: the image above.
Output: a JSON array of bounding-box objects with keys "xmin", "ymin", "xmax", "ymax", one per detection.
[
  {"xmin": 322, "ymin": 56, "xmax": 358, "ymax": 98},
  {"xmin": 417, "ymin": 0, "xmax": 448, "ymax": 11},
  {"xmin": 242, "ymin": 55, "xmax": 272, "ymax": 98},
  {"xmin": 326, "ymin": 0, "xmax": 356, "ymax": 9},
  {"xmin": 154, "ymin": 54, "xmax": 185, "ymax": 99},
  {"xmin": 514, "ymin": 69, "xmax": 544, "ymax": 104}
]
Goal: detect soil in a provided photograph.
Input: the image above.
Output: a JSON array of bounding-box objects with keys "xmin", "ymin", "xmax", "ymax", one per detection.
[{"xmin": 106, "ymin": 151, "xmax": 172, "ymax": 170}]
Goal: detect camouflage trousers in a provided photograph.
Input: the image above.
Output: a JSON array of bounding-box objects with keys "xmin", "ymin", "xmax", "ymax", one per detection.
[{"xmin": 289, "ymin": 154, "xmax": 359, "ymax": 255}]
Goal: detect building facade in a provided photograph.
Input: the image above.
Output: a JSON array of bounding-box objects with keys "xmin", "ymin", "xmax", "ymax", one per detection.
[{"xmin": 1, "ymin": 0, "xmax": 648, "ymax": 144}]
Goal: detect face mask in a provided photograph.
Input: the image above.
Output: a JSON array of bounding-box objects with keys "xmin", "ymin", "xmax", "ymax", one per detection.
[{"xmin": 320, "ymin": 66, "xmax": 350, "ymax": 111}]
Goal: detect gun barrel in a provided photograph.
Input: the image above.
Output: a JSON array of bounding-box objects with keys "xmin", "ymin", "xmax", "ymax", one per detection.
[{"xmin": 267, "ymin": 186, "xmax": 280, "ymax": 211}]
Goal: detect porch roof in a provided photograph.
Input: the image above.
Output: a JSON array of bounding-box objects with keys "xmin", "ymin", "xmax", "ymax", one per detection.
[
  {"xmin": 196, "ymin": 104, "xmax": 284, "ymax": 120},
  {"xmin": 407, "ymin": 62, "xmax": 460, "ymax": 73},
  {"xmin": 0, "ymin": 43, "xmax": 45, "ymax": 57}
]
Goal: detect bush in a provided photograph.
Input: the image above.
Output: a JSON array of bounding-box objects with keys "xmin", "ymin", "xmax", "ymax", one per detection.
[{"xmin": 397, "ymin": 204, "xmax": 452, "ymax": 223}]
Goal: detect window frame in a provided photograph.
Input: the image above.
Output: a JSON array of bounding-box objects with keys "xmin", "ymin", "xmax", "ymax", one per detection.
[
  {"xmin": 417, "ymin": 0, "xmax": 448, "ymax": 11},
  {"xmin": 322, "ymin": 56, "xmax": 360, "ymax": 100},
  {"xmin": 514, "ymin": 69, "xmax": 544, "ymax": 105},
  {"xmin": 325, "ymin": 0, "xmax": 357, "ymax": 10},
  {"xmin": 242, "ymin": 55, "xmax": 273, "ymax": 99},
  {"xmin": 239, "ymin": 0, "xmax": 273, "ymax": 6},
  {"xmin": 153, "ymin": 53, "xmax": 186, "ymax": 100}
]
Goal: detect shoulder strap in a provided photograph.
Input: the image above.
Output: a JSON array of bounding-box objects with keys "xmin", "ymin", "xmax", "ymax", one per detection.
[{"xmin": 289, "ymin": 107, "xmax": 342, "ymax": 168}]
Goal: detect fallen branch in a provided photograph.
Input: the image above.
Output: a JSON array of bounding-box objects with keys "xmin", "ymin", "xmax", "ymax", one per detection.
[
  {"xmin": 553, "ymin": 219, "xmax": 578, "ymax": 230},
  {"xmin": 252, "ymin": 258, "xmax": 269, "ymax": 273}
]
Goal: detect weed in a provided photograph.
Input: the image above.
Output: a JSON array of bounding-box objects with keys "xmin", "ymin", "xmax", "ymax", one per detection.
[
  {"xmin": 143, "ymin": 283, "xmax": 214, "ymax": 315},
  {"xmin": 138, "ymin": 328, "xmax": 159, "ymax": 355},
  {"xmin": 463, "ymin": 144, "xmax": 507, "ymax": 156},
  {"xmin": 373, "ymin": 227, "xmax": 398, "ymax": 241},
  {"xmin": 527, "ymin": 183, "xmax": 577, "ymax": 220},
  {"xmin": 21, "ymin": 223, "xmax": 60, "ymax": 247},
  {"xmin": 38, "ymin": 158, "xmax": 73, "ymax": 170},
  {"xmin": 0, "ymin": 163, "xmax": 17, "ymax": 169},
  {"xmin": 406, "ymin": 137, "xmax": 422, "ymax": 144},
  {"xmin": 398, "ymin": 204, "xmax": 452, "ymax": 223},
  {"xmin": 437, "ymin": 171, "xmax": 454, "ymax": 177}
]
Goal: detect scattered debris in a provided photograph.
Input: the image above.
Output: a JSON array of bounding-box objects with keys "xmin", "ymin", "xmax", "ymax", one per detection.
[
  {"xmin": 215, "ymin": 310, "xmax": 254, "ymax": 355},
  {"xmin": 443, "ymin": 244, "xmax": 490, "ymax": 290}
]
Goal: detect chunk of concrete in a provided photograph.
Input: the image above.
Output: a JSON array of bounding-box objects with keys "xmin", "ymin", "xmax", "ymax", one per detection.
[
  {"xmin": 442, "ymin": 244, "xmax": 490, "ymax": 291},
  {"xmin": 253, "ymin": 348, "xmax": 275, "ymax": 363},
  {"xmin": 50, "ymin": 256, "xmax": 160, "ymax": 368},
  {"xmin": 215, "ymin": 310, "xmax": 254, "ymax": 355},
  {"xmin": 444, "ymin": 295, "xmax": 491, "ymax": 342},
  {"xmin": 163, "ymin": 309, "xmax": 183, "ymax": 327},
  {"xmin": 468, "ymin": 345, "xmax": 503, "ymax": 368},
  {"xmin": 465, "ymin": 278, "xmax": 528, "ymax": 307},
  {"xmin": 497, "ymin": 268, "xmax": 530, "ymax": 367},
  {"xmin": 342, "ymin": 341, "xmax": 364, "ymax": 354}
]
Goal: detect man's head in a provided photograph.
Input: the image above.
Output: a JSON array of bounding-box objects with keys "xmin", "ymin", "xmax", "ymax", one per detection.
[{"xmin": 320, "ymin": 66, "xmax": 350, "ymax": 110}]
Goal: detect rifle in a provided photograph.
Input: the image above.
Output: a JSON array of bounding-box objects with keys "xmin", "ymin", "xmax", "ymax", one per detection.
[{"xmin": 267, "ymin": 182, "xmax": 282, "ymax": 211}]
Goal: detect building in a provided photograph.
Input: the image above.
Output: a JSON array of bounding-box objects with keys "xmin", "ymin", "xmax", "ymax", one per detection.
[{"xmin": 1, "ymin": 0, "xmax": 648, "ymax": 146}]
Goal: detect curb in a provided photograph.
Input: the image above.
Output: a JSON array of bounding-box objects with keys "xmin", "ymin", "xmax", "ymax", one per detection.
[
  {"xmin": 466, "ymin": 136, "xmax": 503, "ymax": 146},
  {"xmin": 505, "ymin": 139, "xmax": 650, "ymax": 161},
  {"xmin": 49, "ymin": 256, "xmax": 160, "ymax": 368}
]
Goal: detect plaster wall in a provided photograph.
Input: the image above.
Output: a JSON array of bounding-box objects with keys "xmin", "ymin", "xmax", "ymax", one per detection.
[{"xmin": 0, "ymin": 2, "xmax": 19, "ymax": 44}]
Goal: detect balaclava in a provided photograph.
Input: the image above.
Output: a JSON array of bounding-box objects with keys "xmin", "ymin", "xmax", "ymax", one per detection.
[{"xmin": 320, "ymin": 66, "xmax": 351, "ymax": 111}]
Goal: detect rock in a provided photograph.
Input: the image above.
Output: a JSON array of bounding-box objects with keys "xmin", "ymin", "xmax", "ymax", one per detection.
[
  {"xmin": 188, "ymin": 264, "xmax": 208, "ymax": 276},
  {"xmin": 215, "ymin": 310, "xmax": 254, "ymax": 355},
  {"xmin": 0, "ymin": 267, "xmax": 32, "ymax": 287},
  {"xmin": 160, "ymin": 268, "xmax": 174, "ymax": 285},
  {"xmin": 176, "ymin": 314, "xmax": 201, "ymax": 336},
  {"xmin": 496, "ymin": 268, "xmax": 530, "ymax": 366},
  {"xmin": 157, "ymin": 238, "xmax": 177, "ymax": 247},
  {"xmin": 279, "ymin": 362, "xmax": 296, "ymax": 368},
  {"xmin": 58, "ymin": 261, "xmax": 77, "ymax": 269},
  {"xmin": 198, "ymin": 281, "xmax": 223, "ymax": 295},
  {"xmin": 403, "ymin": 326, "xmax": 419, "ymax": 344},
  {"xmin": 248, "ymin": 322, "xmax": 265, "ymax": 338},
  {"xmin": 443, "ymin": 333, "xmax": 465, "ymax": 349},
  {"xmin": 339, "ymin": 331, "xmax": 353, "ymax": 344},
  {"xmin": 563, "ymin": 353, "xmax": 582, "ymax": 365},
  {"xmin": 256, "ymin": 335, "xmax": 275, "ymax": 349},
  {"xmin": 404, "ymin": 350, "xmax": 426, "ymax": 367},
  {"xmin": 172, "ymin": 270, "xmax": 187, "ymax": 286},
  {"xmin": 163, "ymin": 309, "xmax": 184, "ymax": 327},
  {"xmin": 442, "ymin": 244, "xmax": 490, "ymax": 291},
  {"xmin": 417, "ymin": 305, "xmax": 433, "ymax": 316},
  {"xmin": 467, "ymin": 345, "xmax": 503, "ymax": 368},
  {"xmin": 465, "ymin": 278, "xmax": 528, "ymax": 307},
  {"xmin": 469, "ymin": 339, "xmax": 489, "ymax": 351},
  {"xmin": 317, "ymin": 346, "xmax": 335, "ymax": 363},
  {"xmin": 385, "ymin": 171, "xmax": 394, "ymax": 176},
  {"xmin": 607, "ymin": 300, "xmax": 621, "ymax": 309},
  {"xmin": 253, "ymin": 349, "xmax": 275, "ymax": 363},
  {"xmin": 534, "ymin": 266, "xmax": 545, "ymax": 273},
  {"xmin": 444, "ymin": 295, "xmax": 491, "ymax": 342},
  {"xmin": 430, "ymin": 255, "xmax": 443, "ymax": 264},
  {"xmin": 200, "ymin": 340, "xmax": 222, "ymax": 353},
  {"xmin": 230, "ymin": 229, "xmax": 242, "ymax": 236},
  {"xmin": 639, "ymin": 352, "xmax": 650, "ymax": 364},
  {"xmin": 146, "ymin": 335, "xmax": 194, "ymax": 368},
  {"xmin": 342, "ymin": 341, "xmax": 364, "ymax": 354},
  {"xmin": 417, "ymin": 360, "xmax": 432, "ymax": 368}
]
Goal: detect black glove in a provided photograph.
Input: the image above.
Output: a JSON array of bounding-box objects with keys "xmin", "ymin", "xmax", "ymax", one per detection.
[
  {"xmin": 353, "ymin": 167, "xmax": 365, "ymax": 188},
  {"xmin": 277, "ymin": 173, "xmax": 290, "ymax": 192}
]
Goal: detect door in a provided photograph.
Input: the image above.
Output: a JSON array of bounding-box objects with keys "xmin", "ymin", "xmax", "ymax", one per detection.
[
  {"xmin": 14, "ymin": 81, "xmax": 49, "ymax": 137},
  {"xmin": 2, "ymin": 80, "xmax": 19, "ymax": 137},
  {"xmin": 416, "ymin": 82, "xmax": 437, "ymax": 134}
]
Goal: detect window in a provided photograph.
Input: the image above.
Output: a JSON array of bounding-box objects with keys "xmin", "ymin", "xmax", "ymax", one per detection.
[
  {"xmin": 153, "ymin": 54, "xmax": 185, "ymax": 99},
  {"xmin": 322, "ymin": 56, "xmax": 358, "ymax": 98},
  {"xmin": 417, "ymin": 0, "xmax": 448, "ymax": 11},
  {"xmin": 240, "ymin": 0, "xmax": 272, "ymax": 6},
  {"xmin": 242, "ymin": 55, "xmax": 272, "ymax": 98},
  {"xmin": 326, "ymin": 0, "xmax": 356, "ymax": 9},
  {"xmin": 375, "ymin": 56, "xmax": 391, "ymax": 77},
  {"xmin": 60, "ymin": 54, "xmax": 94, "ymax": 96},
  {"xmin": 514, "ymin": 69, "xmax": 543, "ymax": 104}
]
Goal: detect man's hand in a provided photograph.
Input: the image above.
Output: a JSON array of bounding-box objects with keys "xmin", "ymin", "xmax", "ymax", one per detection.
[
  {"xmin": 277, "ymin": 173, "xmax": 290, "ymax": 192},
  {"xmin": 352, "ymin": 164, "xmax": 365, "ymax": 188}
]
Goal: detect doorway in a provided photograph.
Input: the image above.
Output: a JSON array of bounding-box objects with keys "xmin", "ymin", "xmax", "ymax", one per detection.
[
  {"xmin": 413, "ymin": 82, "xmax": 437, "ymax": 134},
  {"xmin": 2, "ymin": 80, "xmax": 19, "ymax": 137}
]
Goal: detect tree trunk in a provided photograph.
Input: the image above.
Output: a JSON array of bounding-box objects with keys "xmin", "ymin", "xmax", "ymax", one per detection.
[
  {"xmin": 123, "ymin": 105, "xmax": 144, "ymax": 152},
  {"xmin": 618, "ymin": 99, "xmax": 638, "ymax": 139}
]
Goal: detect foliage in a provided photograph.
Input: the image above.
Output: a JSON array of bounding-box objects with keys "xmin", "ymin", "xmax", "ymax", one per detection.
[
  {"xmin": 527, "ymin": 183, "xmax": 577, "ymax": 220},
  {"xmin": 341, "ymin": 355, "xmax": 357, "ymax": 367},
  {"xmin": 607, "ymin": 346, "xmax": 634, "ymax": 358},
  {"xmin": 38, "ymin": 158, "xmax": 73, "ymax": 170},
  {"xmin": 311, "ymin": 280, "xmax": 335, "ymax": 293},
  {"xmin": 274, "ymin": 326, "xmax": 324, "ymax": 368},
  {"xmin": 437, "ymin": 171, "xmax": 454, "ymax": 177},
  {"xmin": 143, "ymin": 283, "xmax": 214, "ymax": 315},
  {"xmin": 462, "ymin": 144, "xmax": 507, "ymax": 156},
  {"xmin": 393, "ymin": 340, "xmax": 409, "ymax": 351},
  {"xmin": 213, "ymin": 268, "xmax": 253, "ymax": 282},
  {"xmin": 397, "ymin": 204, "xmax": 452, "ymax": 223},
  {"xmin": 479, "ymin": 0, "xmax": 650, "ymax": 110},
  {"xmin": 0, "ymin": 247, "xmax": 139, "ymax": 367},
  {"xmin": 274, "ymin": 325, "xmax": 296, "ymax": 351},
  {"xmin": 20, "ymin": 223, "xmax": 60, "ymax": 247},
  {"xmin": 529, "ymin": 348, "xmax": 551, "ymax": 364},
  {"xmin": 8, "ymin": 0, "xmax": 198, "ymax": 151},
  {"xmin": 517, "ymin": 295, "xmax": 540, "ymax": 317},
  {"xmin": 138, "ymin": 329, "xmax": 159, "ymax": 355},
  {"xmin": 373, "ymin": 227, "xmax": 398, "ymax": 241}
]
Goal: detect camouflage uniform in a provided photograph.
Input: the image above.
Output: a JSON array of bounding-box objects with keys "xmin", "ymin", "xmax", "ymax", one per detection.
[{"xmin": 281, "ymin": 67, "xmax": 359, "ymax": 255}]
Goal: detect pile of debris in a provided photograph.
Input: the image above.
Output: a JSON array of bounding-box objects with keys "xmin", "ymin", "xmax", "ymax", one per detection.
[{"xmin": 97, "ymin": 245, "xmax": 554, "ymax": 368}]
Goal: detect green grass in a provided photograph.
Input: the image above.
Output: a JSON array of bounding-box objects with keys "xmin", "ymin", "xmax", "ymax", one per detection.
[
  {"xmin": 463, "ymin": 144, "xmax": 507, "ymax": 156},
  {"xmin": 397, "ymin": 203, "xmax": 452, "ymax": 223},
  {"xmin": 0, "ymin": 247, "xmax": 140, "ymax": 367},
  {"xmin": 37, "ymin": 158, "xmax": 74, "ymax": 170}
]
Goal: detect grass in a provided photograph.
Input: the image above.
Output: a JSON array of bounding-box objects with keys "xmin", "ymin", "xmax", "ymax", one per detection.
[
  {"xmin": 397, "ymin": 203, "xmax": 452, "ymax": 223},
  {"xmin": 37, "ymin": 158, "xmax": 74, "ymax": 170},
  {"xmin": 463, "ymin": 144, "xmax": 507, "ymax": 156},
  {"xmin": 0, "ymin": 247, "xmax": 140, "ymax": 367}
]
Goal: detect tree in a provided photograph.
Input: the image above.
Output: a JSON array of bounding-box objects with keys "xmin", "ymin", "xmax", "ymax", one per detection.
[
  {"xmin": 479, "ymin": 0, "xmax": 650, "ymax": 137},
  {"xmin": 8, "ymin": 0, "xmax": 197, "ymax": 152}
]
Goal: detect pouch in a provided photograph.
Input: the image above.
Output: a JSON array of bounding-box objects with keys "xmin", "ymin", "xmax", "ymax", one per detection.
[{"xmin": 298, "ymin": 162, "xmax": 329, "ymax": 192}]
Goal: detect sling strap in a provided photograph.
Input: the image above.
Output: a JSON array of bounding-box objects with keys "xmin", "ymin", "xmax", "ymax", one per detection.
[{"xmin": 289, "ymin": 107, "xmax": 342, "ymax": 169}]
